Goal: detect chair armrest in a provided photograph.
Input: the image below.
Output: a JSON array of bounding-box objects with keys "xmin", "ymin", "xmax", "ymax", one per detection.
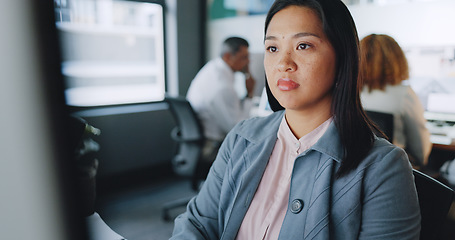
[{"xmin": 171, "ymin": 127, "xmax": 203, "ymax": 142}]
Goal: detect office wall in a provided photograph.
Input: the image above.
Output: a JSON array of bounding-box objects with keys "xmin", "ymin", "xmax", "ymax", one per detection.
[
  {"xmin": 208, "ymin": 14, "xmax": 265, "ymax": 59},
  {"xmin": 77, "ymin": 105, "xmax": 176, "ymax": 177},
  {"xmin": 349, "ymin": 0, "xmax": 455, "ymax": 48},
  {"xmin": 176, "ymin": 0, "xmax": 206, "ymax": 96}
]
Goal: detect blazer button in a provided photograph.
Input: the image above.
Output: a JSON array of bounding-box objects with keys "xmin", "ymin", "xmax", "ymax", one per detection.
[{"xmin": 290, "ymin": 199, "xmax": 304, "ymax": 214}]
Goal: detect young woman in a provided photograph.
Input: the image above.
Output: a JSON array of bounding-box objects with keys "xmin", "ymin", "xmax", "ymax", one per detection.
[{"xmin": 171, "ymin": 0, "xmax": 420, "ymax": 239}]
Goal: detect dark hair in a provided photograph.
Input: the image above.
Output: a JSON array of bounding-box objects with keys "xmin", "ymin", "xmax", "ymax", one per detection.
[
  {"xmin": 220, "ymin": 36, "xmax": 249, "ymax": 57},
  {"xmin": 265, "ymin": 0, "xmax": 377, "ymax": 176}
]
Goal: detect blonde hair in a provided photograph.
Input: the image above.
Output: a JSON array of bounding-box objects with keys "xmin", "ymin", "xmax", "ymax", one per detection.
[{"xmin": 360, "ymin": 34, "xmax": 409, "ymax": 92}]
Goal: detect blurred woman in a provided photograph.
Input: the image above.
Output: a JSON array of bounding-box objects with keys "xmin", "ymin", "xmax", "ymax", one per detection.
[{"xmin": 360, "ymin": 33, "xmax": 432, "ymax": 167}]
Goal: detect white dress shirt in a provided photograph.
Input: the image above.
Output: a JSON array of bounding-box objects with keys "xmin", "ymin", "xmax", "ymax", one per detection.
[
  {"xmin": 361, "ymin": 84, "xmax": 432, "ymax": 166},
  {"xmin": 187, "ymin": 58, "xmax": 252, "ymax": 141}
]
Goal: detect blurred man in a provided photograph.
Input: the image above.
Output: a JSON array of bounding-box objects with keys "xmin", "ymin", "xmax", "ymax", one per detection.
[{"xmin": 187, "ymin": 36, "xmax": 256, "ymax": 161}]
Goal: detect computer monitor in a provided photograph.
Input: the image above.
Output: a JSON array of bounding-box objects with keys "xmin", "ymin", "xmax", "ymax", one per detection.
[
  {"xmin": 1, "ymin": 1, "xmax": 88, "ymax": 239},
  {"xmin": 409, "ymin": 77, "xmax": 455, "ymax": 145},
  {"xmin": 426, "ymin": 93, "xmax": 455, "ymax": 119}
]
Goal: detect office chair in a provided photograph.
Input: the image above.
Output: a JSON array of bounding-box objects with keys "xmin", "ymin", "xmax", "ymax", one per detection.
[
  {"xmin": 366, "ymin": 110, "xmax": 428, "ymax": 167},
  {"xmin": 413, "ymin": 169, "xmax": 454, "ymax": 240},
  {"xmin": 365, "ymin": 110, "xmax": 394, "ymax": 141},
  {"xmin": 162, "ymin": 96, "xmax": 206, "ymax": 221}
]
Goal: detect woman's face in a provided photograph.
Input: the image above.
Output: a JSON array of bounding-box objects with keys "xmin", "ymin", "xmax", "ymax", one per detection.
[{"xmin": 264, "ymin": 5, "xmax": 336, "ymax": 114}]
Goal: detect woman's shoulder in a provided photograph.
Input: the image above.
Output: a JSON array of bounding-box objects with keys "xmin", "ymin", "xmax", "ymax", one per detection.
[
  {"xmin": 371, "ymin": 136, "xmax": 401, "ymax": 153},
  {"xmin": 385, "ymin": 84, "xmax": 416, "ymax": 96},
  {"xmin": 236, "ymin": 110, "xmax": 282, "ymax": 128},
  {"xmin": 229, "ymin": 110, "xmax": 284, "ymax": 141},
  {"xmin": 217, "ymin": 111, "xmax": 284, "ymax": 162},
  {"xmin": 360, "ymin": 136, "xmax": 410, "ymax": 171}
]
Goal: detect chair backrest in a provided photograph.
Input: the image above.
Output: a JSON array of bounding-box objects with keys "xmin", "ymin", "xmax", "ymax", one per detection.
[
  {"xmin": 365, "ymin": 110, "xmax": 394, "ymax": 141},
  {"xmin": 413, "ymin": 169, "xmax": 454, "ymax": 240},
  {"xmin": 165, "ymin": 96, "xmax": 204, "ymax": 178}
]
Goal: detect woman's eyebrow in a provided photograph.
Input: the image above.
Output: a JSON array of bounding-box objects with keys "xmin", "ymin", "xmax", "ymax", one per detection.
[
  {"xmin": 293, "ymin": 32, "xmax": 321, "ymax": 39},
  {"xmin": 265, "ymin": 32, "xmax": 321, "ymax": 41},
  {"xmin": 264, "ymin": 35, "xmax": 277, "ymax": 41}
]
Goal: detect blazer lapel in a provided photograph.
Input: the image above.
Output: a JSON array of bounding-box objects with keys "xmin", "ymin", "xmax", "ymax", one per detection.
[
  {"xmin": 220, "ymin": 131, "xmax": 278, "ymax": 240},
  {"xmin": 304, "ymin": 156, "xmax": 335, "ymax": 239}
]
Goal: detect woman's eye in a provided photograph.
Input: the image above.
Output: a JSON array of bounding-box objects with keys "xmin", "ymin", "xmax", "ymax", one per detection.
[
  {"xmin": 297, "ymin": 43, "xmax": 310, "ymax": 50},
  {"xmin": 266, "ymin": 46, "xmax": 277, "ymax": 53}
]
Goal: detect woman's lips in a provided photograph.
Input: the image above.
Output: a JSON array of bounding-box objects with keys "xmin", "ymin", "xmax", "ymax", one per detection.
[{"xmin": 277, "ymin": 78, "xmax": 300, "ymax": 91}]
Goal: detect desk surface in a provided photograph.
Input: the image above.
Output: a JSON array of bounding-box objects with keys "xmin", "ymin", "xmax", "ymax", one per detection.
[{"xmin": 433, "ymin": 142, "xmax": 455, "ymax": 152}]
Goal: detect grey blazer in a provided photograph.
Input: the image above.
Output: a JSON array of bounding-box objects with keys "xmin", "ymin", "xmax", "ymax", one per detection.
[{"xmin": 171, "ymin": 111, "xmax": 421, "ymax": 240}]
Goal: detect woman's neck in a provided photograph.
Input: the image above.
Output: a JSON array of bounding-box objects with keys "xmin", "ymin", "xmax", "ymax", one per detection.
[{"xmin": 284, "ymin": 109, "xmax": 332, "ymax": 139}]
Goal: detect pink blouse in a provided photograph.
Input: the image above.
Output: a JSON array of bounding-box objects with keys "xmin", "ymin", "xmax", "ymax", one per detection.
[{"xmin": 235, "ymin": 115, "xmax": 332, "ymax": 240}]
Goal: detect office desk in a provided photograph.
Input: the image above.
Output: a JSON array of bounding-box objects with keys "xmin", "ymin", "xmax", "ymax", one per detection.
[{"xmin": 433, "ymin": 143, "xmax": 455, "ymax": 152}]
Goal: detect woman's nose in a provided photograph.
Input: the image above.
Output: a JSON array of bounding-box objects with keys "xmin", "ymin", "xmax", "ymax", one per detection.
[{"xmin": 277, "ymin": 51, "xmax": 297, "ymax": 72}]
